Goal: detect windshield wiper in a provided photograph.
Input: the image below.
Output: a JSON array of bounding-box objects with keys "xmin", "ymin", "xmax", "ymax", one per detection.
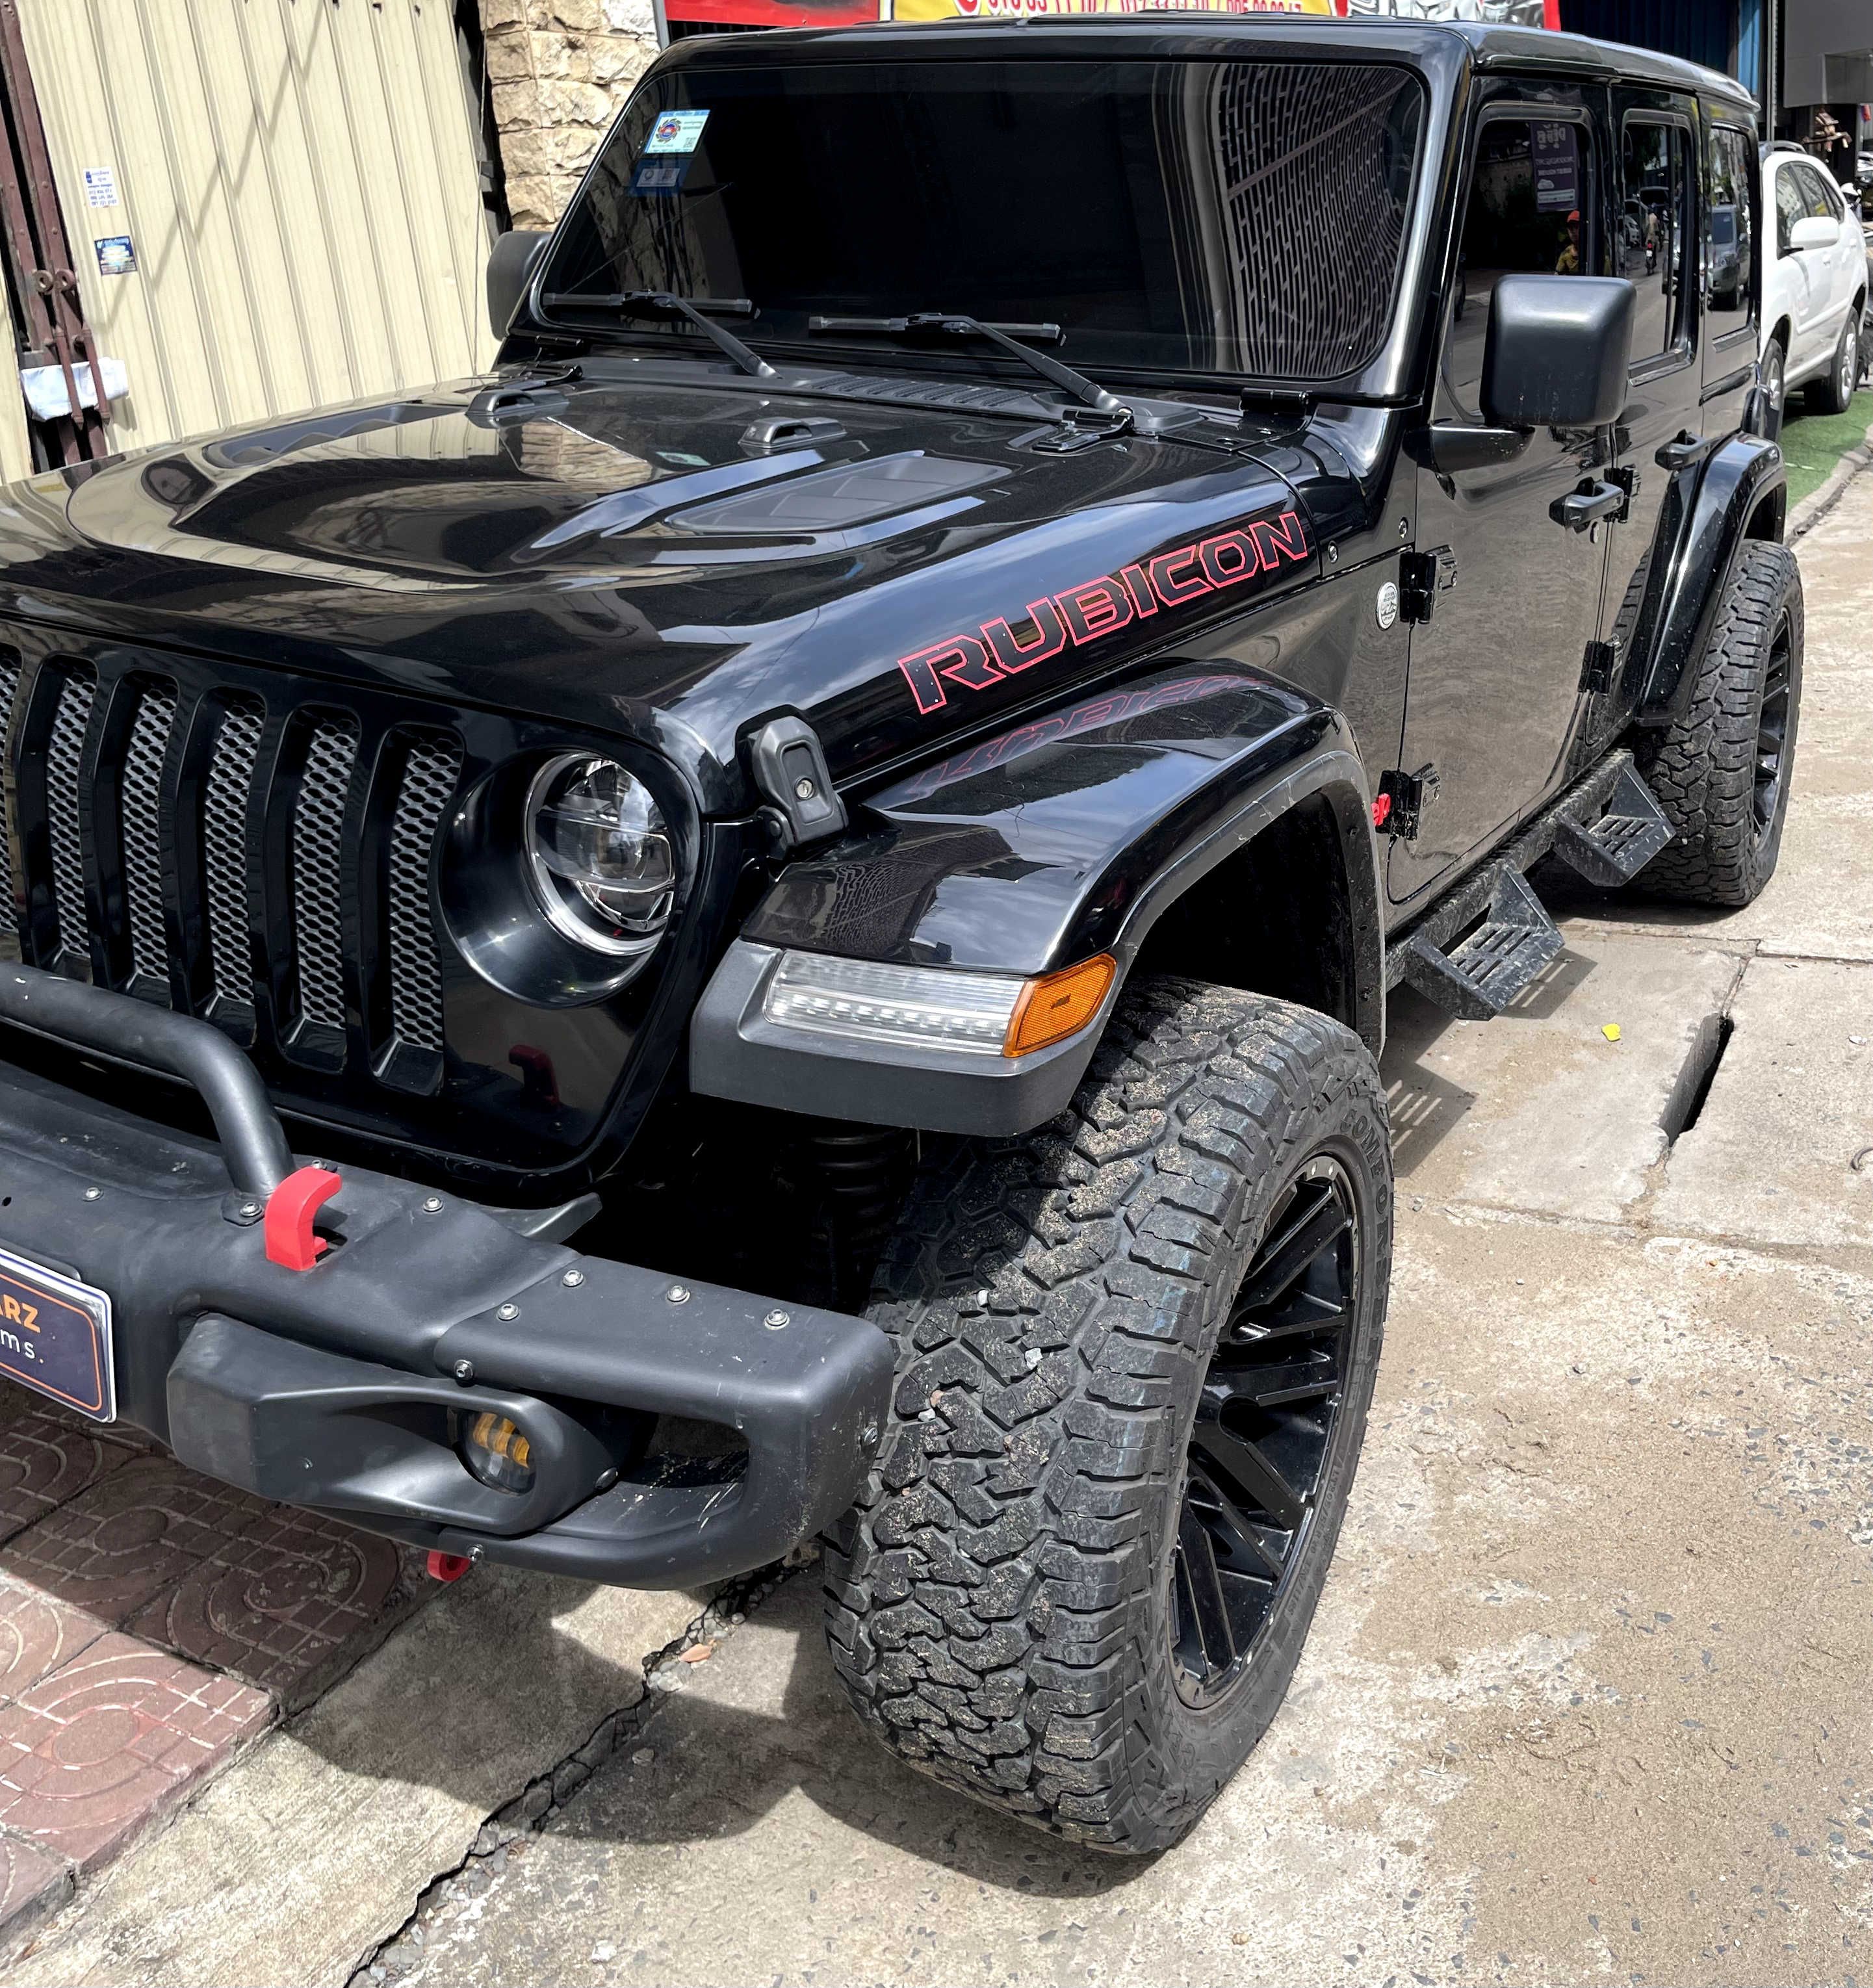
[
  {"xmin": 808, "ymin": 312, "xmax": 1128, "ymax": 422},
  {"xmin": 539, "ymin": 289, "xmax": 775, "ymax": 378}
]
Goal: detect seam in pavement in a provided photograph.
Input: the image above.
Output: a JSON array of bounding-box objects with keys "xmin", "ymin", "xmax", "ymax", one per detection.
[{"xmin": 344, "ymin": 1558, "xmax": 795, "ymax": 1986}]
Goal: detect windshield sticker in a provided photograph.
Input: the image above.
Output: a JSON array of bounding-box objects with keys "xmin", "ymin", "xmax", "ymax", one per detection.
[
  {"xmin": 895, "ymin": 508, "xmax": 1311, "ymax": 717},
  {"xmin": 631, "ymin": 155, "xmax": 691, "ymax": 196},
  {"xmin": 645, "ymin": 109, "xmax": 709, "ymax": 155}
]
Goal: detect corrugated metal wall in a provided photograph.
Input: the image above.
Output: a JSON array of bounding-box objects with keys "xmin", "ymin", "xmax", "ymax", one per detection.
[{"xmin": 14, "ymin": 0, "xmax": 494, "ymax": 456}]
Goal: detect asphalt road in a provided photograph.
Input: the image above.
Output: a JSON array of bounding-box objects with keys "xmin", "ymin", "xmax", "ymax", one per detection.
[{"xmin": 10, "ymin": 468, "xmax": 1873, "ymax": 1988}]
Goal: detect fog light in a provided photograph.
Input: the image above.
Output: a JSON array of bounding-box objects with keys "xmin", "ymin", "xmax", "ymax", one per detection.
[{"xmin": 462, "ymin": 1412, "xmax": 534, "ymax": 1494}]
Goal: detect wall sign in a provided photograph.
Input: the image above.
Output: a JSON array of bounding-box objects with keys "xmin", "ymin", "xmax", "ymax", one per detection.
[
  {"xmin": 94, "ymin": 236, "xmax": 136, "ymax": 276},
  {"xmin": 83, "ymin": 165, "xmax": 118, "ymax": 208}
]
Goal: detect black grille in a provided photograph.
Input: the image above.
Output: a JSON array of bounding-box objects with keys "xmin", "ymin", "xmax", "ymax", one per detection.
[
  {"xmin": 203, "ymin": 697, "xmax": 263, "ymax": 1024},
  {"xmin": 289, "ymin": 716, "xmax": 360, "ymax": 1048},
  {"xmin": 45, "ymin": 669, "xmax": 95, "ymax": 970},
  {"xmin": 0, "ymin": 653, "xmax": 20, "ymax": 938},
  {"xmin": 0, "ymin": 649, "xmax": 466, "ymax": 1100},
  {"xmin": 122, "ymin": 682, "xmax": 178, "ymax": 992},
  {"xmin": 380, "ymin": 734, "xmax": 462, "ymax": 1092}
]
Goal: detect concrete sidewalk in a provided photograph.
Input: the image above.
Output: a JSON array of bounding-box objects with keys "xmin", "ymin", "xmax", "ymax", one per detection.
[{"xmin": 8, "ymin": 474, "xmax": 1873, "ymax": 1987}]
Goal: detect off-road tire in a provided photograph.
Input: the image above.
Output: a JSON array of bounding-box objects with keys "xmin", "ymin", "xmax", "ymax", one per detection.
[
  {"xmin": 1638, "ymin": 540, "xmax": 1803, "ymax": 907},
  {"xmin": 822, "ymin": 979, "xmax": 1391, "ymax": 1853}
]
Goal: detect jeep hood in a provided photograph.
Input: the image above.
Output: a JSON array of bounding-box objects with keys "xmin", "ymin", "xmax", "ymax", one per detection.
[{"xmin": 0, "ymin": 368, "xmax": 1341, "ymax": 807}]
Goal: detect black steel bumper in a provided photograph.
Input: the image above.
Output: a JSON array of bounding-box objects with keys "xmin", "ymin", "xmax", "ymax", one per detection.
[{"xmin": 0, "ymin": 966, "xmax": 892, "ymax": 1588}]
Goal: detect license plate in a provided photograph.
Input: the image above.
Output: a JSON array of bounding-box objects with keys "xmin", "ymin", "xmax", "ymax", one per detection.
[{"xmin": 0, "ymin": 1246, "xmax": 114, "ymax": 1421}]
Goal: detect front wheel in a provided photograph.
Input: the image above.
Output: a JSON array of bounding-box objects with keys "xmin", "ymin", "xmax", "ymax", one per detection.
[
  {"xmin": 1760, "ymin": 335, "xmax": 1787, "ymax": 437},
  {"xmin": 822, "ymin": 979, "xmax": 1392, "ymax": 1853}
]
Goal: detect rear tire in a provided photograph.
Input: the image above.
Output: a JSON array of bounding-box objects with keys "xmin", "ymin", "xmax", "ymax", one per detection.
[
  {"xmin": 1638, "ymin": 541, "xmax": 1803, "ymax": 907},
  {"xmin": 822, "ymin": 979, "xmax": 1391, "ymax": 1853},
  {"xmin": 1807, "ymin": 314, "xmax": 1860, "ymax": 415}
]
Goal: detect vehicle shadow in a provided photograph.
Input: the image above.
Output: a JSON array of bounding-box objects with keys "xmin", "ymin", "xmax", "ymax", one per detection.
[
  {"xmin": 1380, "ymin": 942, "xmax": 1597, "ymax": 1181},
  {"xmin": 530, "ymin": 1570, "xmax": 1152, "ymax": 1899}
]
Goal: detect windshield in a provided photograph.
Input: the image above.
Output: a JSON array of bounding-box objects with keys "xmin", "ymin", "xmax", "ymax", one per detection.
[{"xmin": 535, "ymin": 55, "xmax": 1427, "ymax": 388}]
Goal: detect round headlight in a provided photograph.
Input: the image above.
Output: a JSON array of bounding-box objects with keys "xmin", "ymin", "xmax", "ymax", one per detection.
[{"xmin": 524, "ymin": 753, "xmax": 675, "ymax": 957}]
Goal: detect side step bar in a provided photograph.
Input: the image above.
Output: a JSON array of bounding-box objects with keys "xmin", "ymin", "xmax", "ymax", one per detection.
[{"xmin": 1387, "ymin": 750, "xmax": 1669, "ymax": 1020}]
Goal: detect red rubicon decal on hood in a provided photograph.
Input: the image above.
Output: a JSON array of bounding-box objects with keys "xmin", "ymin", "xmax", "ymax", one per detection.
[{"xmin": 896, "ymin": 508, "xmax": 1310, "ymax": 716}]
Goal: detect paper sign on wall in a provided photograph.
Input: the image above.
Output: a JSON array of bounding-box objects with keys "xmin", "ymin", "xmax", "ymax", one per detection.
[
  {"xmin": 83, "ymin": 166, "xmax": 118, "ymax": 208},
  {"xmin": 94, "ymin": 236, "xmax": 136, "ymax": 276}
]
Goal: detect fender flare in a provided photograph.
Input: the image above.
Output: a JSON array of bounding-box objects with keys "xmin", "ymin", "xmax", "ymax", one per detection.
[
  {"xmin": 690, "ymin": 665, "xmax": 1382, "ymax": 1135},
  {"xmin": 1636, "ymin": 433, "xmax": 1787, "ymax": 727}
]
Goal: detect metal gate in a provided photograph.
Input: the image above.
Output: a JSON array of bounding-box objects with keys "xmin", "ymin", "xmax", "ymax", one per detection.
[{"xmin": 9, "ymin": 0, "xmax": 494, "ymax": 465}]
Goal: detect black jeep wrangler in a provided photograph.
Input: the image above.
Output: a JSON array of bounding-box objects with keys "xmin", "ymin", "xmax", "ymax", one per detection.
[{"xmin": 0, "ymin": 18, "xmax": 1795, "ymax": 1852}]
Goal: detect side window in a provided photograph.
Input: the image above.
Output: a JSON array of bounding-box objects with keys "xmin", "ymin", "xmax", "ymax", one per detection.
[
  {"xmin": 1443, "ymin": 116, "xmax": 1592, "ymax": 413},
  {"xmin": 1619, "ymin": 118, "xmax": 1692, "ymax": 365},
  {"xmin": 1792, "ymin": 161, "xmax": 1842, "ymax": 222},
  {"xmin": 1775, "ymin": 164, "xmax": 1805, "ymax": 255},
  {"xmin": 1707, "ymin": 125, "xmax": 1754, "ymax": 333}
]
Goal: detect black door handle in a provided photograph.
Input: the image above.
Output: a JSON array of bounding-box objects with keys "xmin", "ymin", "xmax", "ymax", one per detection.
[
  {"xmin": 1655, "ymin": 430, "xmax": 1714, "ymax": 474},
  {"xmin": 1550, "ymin": 480, "xmax": 1625, "ymax": 532}
]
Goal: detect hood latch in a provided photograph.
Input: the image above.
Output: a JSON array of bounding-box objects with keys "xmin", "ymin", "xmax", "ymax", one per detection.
[{"xmin": 748, "ymin": 716, "xmax": 848, "ymax": 849}]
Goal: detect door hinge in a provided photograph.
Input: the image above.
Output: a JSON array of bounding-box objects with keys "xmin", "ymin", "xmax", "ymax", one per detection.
[
  {"xmin": 1579, "ymin": 638, "xmax": 1622, "ymax": 695},
  {"xmin": 1376, "ymin": 763, "xmax": 1441, "ymax": 840},
  {"xmin": 1607, "ymin": 465, "xmax": 1639, "ymax": 519},
  {"xmin": 1399, "ymin": 545, "xmax": 1458, "ymax": 625}
]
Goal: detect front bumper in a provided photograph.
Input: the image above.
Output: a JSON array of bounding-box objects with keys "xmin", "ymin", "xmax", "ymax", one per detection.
[{"xmin": 0, "ymin": 968, "xmax": 892, "ymax": 1588}]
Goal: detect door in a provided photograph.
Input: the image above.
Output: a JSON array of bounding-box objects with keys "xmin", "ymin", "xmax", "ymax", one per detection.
[
  {"xmin": 12, "ymin": 0, "xmax": 495, "ymax": 457},
  {"xmin": 1599, "ymin": 97, "xmax": 1701, "ymax": 716},
  {"xmin": 1772, "ymin": 158, "xmax": 1826, "ymax": 374},
  {"xmin": 1389, "ymin": 102, "xmax": 1610, "ymax": 903},
  {"xmin": 1787, "ymin": 160, "xmax": 1859, "ymax": 357},
  {"xmin": 1702, "ymin": 118, "xmax": 1758, "ymax": 432}
]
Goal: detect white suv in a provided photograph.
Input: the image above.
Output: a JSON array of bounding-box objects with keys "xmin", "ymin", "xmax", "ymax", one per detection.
[{"xmin": 1761, "ymin": 143, "xmax": 1866, "ymax": 420}]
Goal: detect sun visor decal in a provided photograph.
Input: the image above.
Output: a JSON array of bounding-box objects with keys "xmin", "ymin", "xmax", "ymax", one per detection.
[{"xmin": 896, "ymin": 508, "xmax": 1311, "ymax": 716}]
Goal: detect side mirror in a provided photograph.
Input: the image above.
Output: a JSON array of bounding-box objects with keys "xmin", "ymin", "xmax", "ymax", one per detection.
[
  {"xmin": 487, "ymin": 230, "xmax": 549, "ymax": 340},
  {"xmin": 1480, "ymin": 274, "xmax": 1636, "ymax": 432},
  {"xmin": 1790, "ymin": 214, "xmax": 1842, "ymax": 251}
]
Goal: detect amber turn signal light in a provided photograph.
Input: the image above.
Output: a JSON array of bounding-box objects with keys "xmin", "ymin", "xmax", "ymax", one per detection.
[{"xmin": 1003, "ymin": 954, "xmax": 1117, "ymax": 1059}]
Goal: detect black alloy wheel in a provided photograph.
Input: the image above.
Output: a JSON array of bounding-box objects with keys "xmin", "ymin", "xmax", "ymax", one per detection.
[
  {"xmin": 1752, "ymin": 611, "xmax": 1794, "ymax": 847},
  {"xmin": 1170, "ymin": 1153, "xmax": 1362, "ymax": 1708}
]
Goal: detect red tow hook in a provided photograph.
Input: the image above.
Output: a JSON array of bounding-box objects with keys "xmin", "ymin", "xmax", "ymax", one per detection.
[
  {"xmin": 426, "ymin": 1551, "xmax": 473, "ymax": 1583},
  {"xmin": 263, "ymin": 1165, "xmax": 343, "ymax": 1271}
]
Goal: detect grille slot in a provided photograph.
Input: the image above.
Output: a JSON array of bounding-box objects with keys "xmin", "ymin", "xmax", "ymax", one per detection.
[
  {"xmin": 203, "ymin": 697, "xmax": 265, "ymax": 1028},
  {"xmin": 379, "ymin": 733, "xmax": 462, "ymax": 1093},
  {"xmin": 121, "ymin": 682, "xmax": 179, "ymax": 997},
  {"xmin": 45, "ymin": 669, "xmax": 97, "ymax": 974},
  {"xmin": 0, "ymin": 653, "xmax": 21, "ymax": 936},
  {"xmin": 289, "ymin": 716, "xmax": 361, "ymax": 1056}
]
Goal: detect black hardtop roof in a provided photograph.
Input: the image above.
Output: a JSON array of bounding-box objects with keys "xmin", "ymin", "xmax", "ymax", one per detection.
[{"xmin": 667, "ymin": 14, "xmax": 1756, "ymax": 113}]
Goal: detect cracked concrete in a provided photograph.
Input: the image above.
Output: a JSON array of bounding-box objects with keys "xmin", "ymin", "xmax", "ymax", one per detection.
[{"xmin": 6, "ymin": 452, "xmax": 1871, "ymax": 1988}]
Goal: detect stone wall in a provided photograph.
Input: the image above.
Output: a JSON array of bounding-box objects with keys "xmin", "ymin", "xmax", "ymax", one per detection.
[{"xmin": 479, "ymin": 0, "xmax": 658, "ymax": 231}]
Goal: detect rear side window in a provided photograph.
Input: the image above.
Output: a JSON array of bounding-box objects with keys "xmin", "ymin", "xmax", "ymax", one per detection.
[
  {"xmin": 1774, "ymin": 162, "xmax": 1807, "ymax": 254},
  {"xmin": 1619, "ymin": 119, "xmax": 1693, "ymax": 364},
  {"xmin": 1441, "ymin": 117, "xmax": 1594, "ymax": 415},
  {"xmin": 1790, "ymin": 159, "xmax": 1844, "ymax": 222},
  {"xmin": 1707, "ymin": 124, "xmax": 1754, "ymax": 333}
]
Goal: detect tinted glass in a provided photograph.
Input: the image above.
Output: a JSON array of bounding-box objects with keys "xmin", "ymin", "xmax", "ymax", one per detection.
[
  {"xmin": 1707, "ymin": 124, "xmax": 1753, "ymax": 329},
  {"xmin": 1774, "ymin": 162, "xmax": 1807, "ymax": 254},
  {"xmin": 536, "ymin": 58, "xmax": 1426, "ymax": 385},
  {"xmin": 1619, "ymin": 119, "xmax": 1691, "ymax": 363},
  {"xmin": 1791, "ymin": 159, "xmax": 1843, "ymax": 220},
  {"xmin": 1441, "ymin": 118, "xmax": 1593, "ymax": 417}
]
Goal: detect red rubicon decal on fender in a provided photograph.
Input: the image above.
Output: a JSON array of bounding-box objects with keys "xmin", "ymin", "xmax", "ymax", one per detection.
[{"xmin": 896, "ymin": 508, "xmax": 1311, "ymax": 716}]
